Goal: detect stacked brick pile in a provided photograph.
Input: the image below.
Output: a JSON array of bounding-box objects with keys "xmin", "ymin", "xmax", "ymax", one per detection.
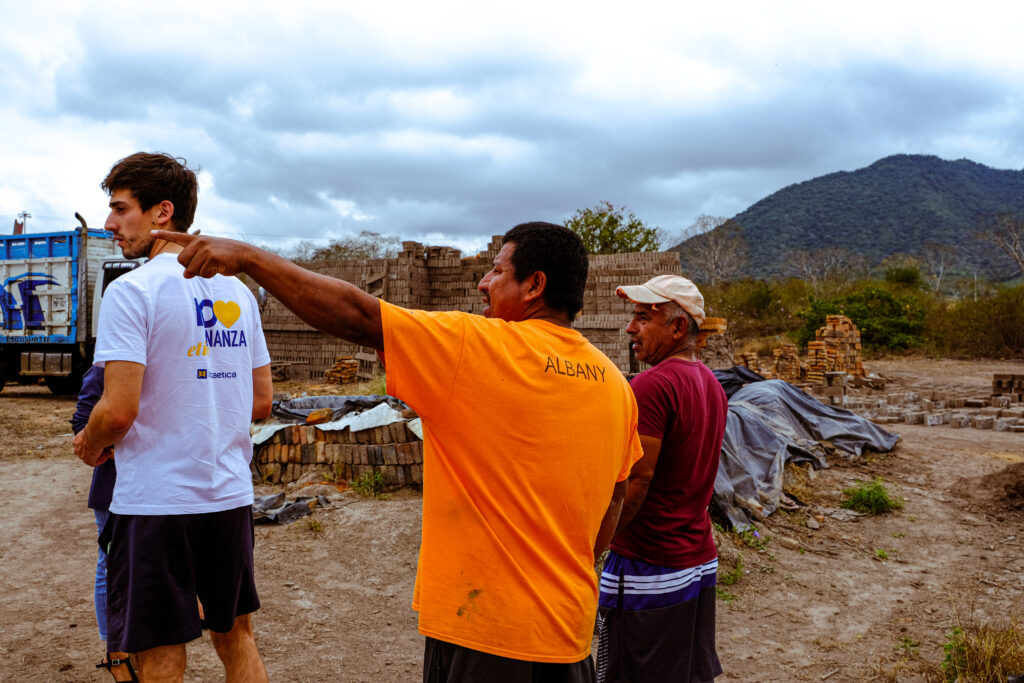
[
  {"xmin": 254, "ymin": 420, "xmax": 424, "ymax": 486},
  {"xmin": 324, "ymin": 356, "xmax": 358, "ymax": 384},
  {"xmin": 771, "ymin": 343, "xmax": 803, "ymax": 383},
  {"xmin": 695, "ymin": 318, "xmax": 727, "ymax": 351},
  {"xmin": 993, "ymin": 374, "xmax": 1024, "ymax": 403},
  {"xmin": 816, "ymin": 315, "xmax": 865, "ymax": 376},
  {"xmin": 734, "ymin": 351, "xmax": 763, "ymax": 374},
  {"xmin": 805, "ymin": 341, "xmax": 829, "ymax": 384}
]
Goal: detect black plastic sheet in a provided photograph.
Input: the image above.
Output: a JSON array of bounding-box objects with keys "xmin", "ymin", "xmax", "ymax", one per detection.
[
  {"xmin": 712, "ymin": 366, "xmax": 768, "ymax": 399},
  {"xmin": 252, "ymin": 492, "xmax": 330, "ymax": 524},
  {"xmin": 712, "ymin": 376, "xmax": 900, "ymax": 530},
  {"xmin": 272, "ymin": 395, "xmax": 406, "ymax": 423}
]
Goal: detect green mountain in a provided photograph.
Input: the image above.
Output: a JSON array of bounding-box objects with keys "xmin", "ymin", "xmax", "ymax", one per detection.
[{"xmin": 674, "ymin": 154, "xmax": 1024, "ymax": 279}]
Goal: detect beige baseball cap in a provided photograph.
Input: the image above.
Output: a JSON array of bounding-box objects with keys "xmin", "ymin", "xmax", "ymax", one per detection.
[{"xmin": 615, "ymin": 274, "xmax": 705, "ymax": 326}]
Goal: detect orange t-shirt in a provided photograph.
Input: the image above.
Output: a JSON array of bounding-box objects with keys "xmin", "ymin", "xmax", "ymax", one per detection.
[{"xmin": 380, "ymin": 302, "xmax": 643, "ymax": 663}]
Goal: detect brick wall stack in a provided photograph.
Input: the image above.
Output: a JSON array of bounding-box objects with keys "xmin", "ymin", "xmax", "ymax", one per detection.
[
  {"xmin": 573, "ymin": 251, "xmax": 684, "ymax": 372},
  {"xmin": 257, "ymin": 239, "xmax": 683, "ymax": 377},
  {"xmin": 254, "ymin": 420, "xmax": 424, "ymax": 486}
]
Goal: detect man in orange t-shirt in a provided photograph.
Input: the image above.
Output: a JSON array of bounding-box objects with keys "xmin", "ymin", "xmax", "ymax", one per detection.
[{"xmin": 159, "ymin": 221, "xmax": 643, "ymax": 681}]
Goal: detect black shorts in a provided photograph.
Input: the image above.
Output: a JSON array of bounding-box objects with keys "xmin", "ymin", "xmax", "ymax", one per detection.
[
  {"xmin": 100, "ymin": 505, "xmax": 260, "ymax": 653},
  {"xmin": 597, "ymin": 585, "xmax": 721, "ymax": 683},
  {"xmin": 423, "ymin": 637, "xmax": 596, "ymax": 683}
]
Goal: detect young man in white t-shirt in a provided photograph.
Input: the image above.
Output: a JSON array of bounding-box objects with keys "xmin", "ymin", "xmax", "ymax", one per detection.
[{"xmin": 73, "ymin": 152, "xmax": 273, "ymax": 682}]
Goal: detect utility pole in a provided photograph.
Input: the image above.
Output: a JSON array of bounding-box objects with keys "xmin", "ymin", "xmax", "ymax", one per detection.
[{"xmin": 15, "ymin": 211, "xmax": 31, "ymax": 235}]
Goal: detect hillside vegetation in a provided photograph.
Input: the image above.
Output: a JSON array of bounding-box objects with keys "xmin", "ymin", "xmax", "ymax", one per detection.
[{"xmin": 673, "ymin": 154, "xmax": 1024, "ymax": 279}]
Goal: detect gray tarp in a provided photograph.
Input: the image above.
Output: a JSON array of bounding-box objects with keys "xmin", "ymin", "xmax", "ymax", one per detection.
[
  {"xmin": 712, "ymin": 374, "xmax": 900, "ymax": 530},
  {"xmin": 251, "ymin": 395, "xmax": 412, "ymax": 445}
]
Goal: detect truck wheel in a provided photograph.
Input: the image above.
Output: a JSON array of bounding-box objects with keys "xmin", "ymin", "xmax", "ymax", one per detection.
[{"xmin": 45, "ymin": 374, "xmax": 83, "ymax": 395}]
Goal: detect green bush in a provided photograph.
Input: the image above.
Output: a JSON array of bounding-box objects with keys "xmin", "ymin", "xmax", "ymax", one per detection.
[
  {"xmin": 703, "ymin": 278, "xmax": 810, "ymax": 340},
  {"xmin": 840, "ymin": 478, "xmax": 903, "ymax": 515},
  {"xmin": 795, "ymin": 285, "xmax": 928, "ymax": 351},
  {"xmin": 350, "ymin": 470, "xmax": 389, "ymax": 499},
  {"xmin": 927, "ymin": 285, "xmax": 1024, "ymax": 357}
]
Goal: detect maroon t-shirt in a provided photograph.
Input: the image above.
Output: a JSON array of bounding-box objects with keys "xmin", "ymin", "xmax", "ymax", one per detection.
[{"xmin": 610, "ymin": 358, "xmax": 728, "ymax": 568}]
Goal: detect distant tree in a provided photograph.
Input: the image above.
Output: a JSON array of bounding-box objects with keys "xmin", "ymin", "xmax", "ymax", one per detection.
[
  {"xmin": 785, "ymin": 247, "xmax": 859, "ymax": 290},
  {"xmin": 564, "ymin": 201, "xmax": 661, "ymax": 254},
  {"xmin": 678, "ymin": 215, "xmax": 747, "ymax": 285},
  {"xmin": 291, "ymin": 231, "xmax": 401, "ymax": 262},
  {"xmin": 918, "ymin": 242, "xmax": 958, "ymax": 293},
  {"xmin": 978, "ymin": 212, "xmax": 1024, "ymax": 278},
  {"xmin": 880, "ymin": 254, "xmax": 924, "ymax": 289}
]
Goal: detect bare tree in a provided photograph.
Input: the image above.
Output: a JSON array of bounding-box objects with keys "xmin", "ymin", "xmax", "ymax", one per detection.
[
  {"xmin": 978, "ymin": 212, "xmax": 1024, "ymax": 278},
  {"xmin": 678, "ymin": 215, "xmax": 747, "ymax": 285},
  {"xmin": 918, "ymin": 242, "xmax": 958, "ymax": 293},
  {"xmin": 785, "ymin": 247, "xmax": 859, "ymax": 289}
]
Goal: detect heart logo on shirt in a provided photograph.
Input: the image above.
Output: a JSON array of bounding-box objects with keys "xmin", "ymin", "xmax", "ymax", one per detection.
[{"xmin": 213, "ymin": 300, "xmax": 241, "ymax": 328}]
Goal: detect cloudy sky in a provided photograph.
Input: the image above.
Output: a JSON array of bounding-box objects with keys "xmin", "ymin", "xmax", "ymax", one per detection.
[{"xmin": 2, "ymin": 1, "xmax": 1022, "ymax": 254}]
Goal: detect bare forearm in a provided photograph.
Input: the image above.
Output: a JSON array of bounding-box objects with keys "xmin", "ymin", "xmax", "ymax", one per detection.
[
  {"xmin": 84, "ymin": 397, "xmax": 133, "ymax": 449},
  {"xmin": 594, "ymin": 480, "xmax": 627, "ymax": 559},
  {"xmin": 74, "ymin": 396, "xmax": 134, "ymax": 466},
  {"xmin": 613, "ymin": 477, "xmax": 651, "ymax": 537},
  {"xmin": 241, "ymin": 248, "xmax": 384, "ymax": 350}
]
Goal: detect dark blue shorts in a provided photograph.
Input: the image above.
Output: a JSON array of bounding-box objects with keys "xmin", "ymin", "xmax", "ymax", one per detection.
[
  {"xmin": 99, "ymin": 505, "xmax": 260, "ymax": 653},
  {"xmin": 596, "ymin": 552, "xmax": 721, "ymax": 682}
]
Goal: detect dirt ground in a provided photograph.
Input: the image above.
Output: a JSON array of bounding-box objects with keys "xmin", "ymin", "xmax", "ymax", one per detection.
[{"xmin": 1, "ymin": 358, "xmax": 1022, "ymax": 682}]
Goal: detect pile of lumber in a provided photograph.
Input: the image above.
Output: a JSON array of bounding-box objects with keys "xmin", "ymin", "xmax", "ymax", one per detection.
[{"xmin": 324, "ymin": 355, "xmax": 359, "ymax": 384}]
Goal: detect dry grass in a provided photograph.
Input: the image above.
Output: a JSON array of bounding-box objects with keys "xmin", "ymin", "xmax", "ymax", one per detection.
[
  {"xmin": 941, "ymin": 618, "xmax": 1024, "ymax": 682},
  {"xmin": 868, "ymin": 653, "xmax": 940, "ymax": 683},
  {"xmin": 783, "ymin": 462, "xmax": 823, "ymax": 506},
  {"xmin": 274, "ymin": 371, "xmax": 388, "ymax": 399}
]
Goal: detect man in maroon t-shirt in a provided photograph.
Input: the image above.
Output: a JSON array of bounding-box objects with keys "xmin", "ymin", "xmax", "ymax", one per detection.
[{"xmin": 596, "ymin": 274, "xmax": 728, "ymax": 683}]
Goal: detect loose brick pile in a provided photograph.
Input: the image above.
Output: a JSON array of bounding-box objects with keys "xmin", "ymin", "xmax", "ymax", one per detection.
[
  {"xmin": 254, "ymin": 419, "xmax": 424, "ymax": 485},
  {"xmin": 323, "ymin": 356, "xmax": 358, "ymax": 384},
  {"xmin": 993, "ymin": 374, "xmax": 1024, "ymax": 403},
  {"xmin": 839, "ymin": 374, "xmax": 1024, "ymax": 433}
]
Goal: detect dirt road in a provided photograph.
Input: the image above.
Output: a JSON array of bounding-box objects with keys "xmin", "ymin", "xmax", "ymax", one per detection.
[{"xmin": 1, "ymin": 359, "xmax": 1021, "ymax": 681}]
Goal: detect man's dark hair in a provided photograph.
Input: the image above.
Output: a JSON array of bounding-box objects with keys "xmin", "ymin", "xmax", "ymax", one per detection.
[
  {"xmin": 101, "ymin": 152, "xmax": 199, "ymax": 232},
  {"xmin": 503, "ymin": 222, "xmax": 588, "ymax": 320}
]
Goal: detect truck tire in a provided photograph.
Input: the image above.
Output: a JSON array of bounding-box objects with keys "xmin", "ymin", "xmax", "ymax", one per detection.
[{"xmin": 45, "ymin": 374, "xmax": 83, "ymax": 396}]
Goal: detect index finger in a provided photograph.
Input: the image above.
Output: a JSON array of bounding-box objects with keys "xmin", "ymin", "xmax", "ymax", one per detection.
[{"xmin": 151, "ymin": 230, "xmax": 195, "ymax": 246}]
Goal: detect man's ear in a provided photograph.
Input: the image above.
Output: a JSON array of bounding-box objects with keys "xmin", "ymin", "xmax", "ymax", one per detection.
[
  {"xmin": 151, "ymin": 200, "xmax": 175, "ymax": 228},
  {"xmin": 522, "ymin": 270, "xmax": 547, "ymax": 303},
  {"xmin": 671, "ymin": 314, "xmax": 688, "ymax": 339}
]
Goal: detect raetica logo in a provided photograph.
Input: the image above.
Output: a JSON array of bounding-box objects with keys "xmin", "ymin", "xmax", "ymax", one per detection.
[
  {"xmin": 197, "ymin": 369, "xmax": 238, "ymax": 380},
  {"xmin": 187, "ymin": 298, "xmax": 248, "ymax": 357}
]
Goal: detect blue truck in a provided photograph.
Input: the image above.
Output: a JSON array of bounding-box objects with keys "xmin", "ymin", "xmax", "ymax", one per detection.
[{"xmin": 1, "ymin": 217, "xmax": 137, "ymax": 394}]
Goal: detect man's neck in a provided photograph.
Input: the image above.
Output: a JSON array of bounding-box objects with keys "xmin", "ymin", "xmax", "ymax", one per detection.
[
  {"xmin": 512, "ymin": 303, "xmax": 573, "ymax": 328},
  {"xmin": 148, "ymin": 237, "xmax": 185, "ymax": 258}
]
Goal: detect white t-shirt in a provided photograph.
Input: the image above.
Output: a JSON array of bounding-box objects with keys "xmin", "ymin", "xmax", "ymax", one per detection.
[{"xmin": 94, "ymin": 253, "xmax": 271, "ymax": 515}]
